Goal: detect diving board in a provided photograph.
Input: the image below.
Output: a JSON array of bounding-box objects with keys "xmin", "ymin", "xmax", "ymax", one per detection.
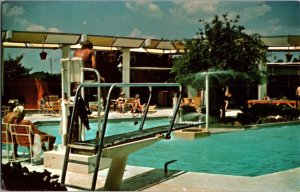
[
  {"xmin": 74, "ymin": 122, "xmax": 204, "ymax": 152},
  {"xmin": 60, "ymin": 83, "xmax": 206, "ymax": 191}
]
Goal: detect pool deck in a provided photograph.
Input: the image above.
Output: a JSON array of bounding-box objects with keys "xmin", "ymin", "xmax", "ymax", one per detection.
[{"xmin": 2, "ymin": 109, "xmax": 300, "ymax": 191}]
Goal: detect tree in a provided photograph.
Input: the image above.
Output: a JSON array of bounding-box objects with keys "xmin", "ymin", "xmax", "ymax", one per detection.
[
  {"xmin": 172, "ymin": 14, "xmax": 267, "ymax": 118},
  {"xmin": 4, "ymin": 54, "xmax": 32, "ymax": 81}
]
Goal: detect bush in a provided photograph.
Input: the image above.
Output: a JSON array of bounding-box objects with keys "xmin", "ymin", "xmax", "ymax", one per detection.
[
  {"xmin": 180, "ymin": 105, "xmax": 196, "ymax": 114},
  {"xmin": 1, "ymin": 162, "xmax": 67, "ymax": 191},
  {"xmin": 239, "ymin": 104, "xmax": 299, "ymax": 124}
]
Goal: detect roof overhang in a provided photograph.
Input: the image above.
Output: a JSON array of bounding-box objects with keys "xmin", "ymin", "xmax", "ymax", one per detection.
[
  {"xmin": 2, "ymin": 30, "xmax": 300, "ymax": 53},
  {"xmin": 261, "ymin": 36, "xmax": 300, "ymax": 51},
  {"xmin": 2, "ymin": 30, "xmax": 185, "ymax": 54}
]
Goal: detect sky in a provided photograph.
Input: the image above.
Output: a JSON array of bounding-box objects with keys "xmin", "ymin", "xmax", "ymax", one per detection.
[{"xmin": 1, "ymin": 0, "xmax": 300, "ymax": 74}]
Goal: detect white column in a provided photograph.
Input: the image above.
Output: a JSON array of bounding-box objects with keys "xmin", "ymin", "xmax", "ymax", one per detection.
[
  {"xmin": 61, "ymin": 45, "xmax": 71, "ymax": 146},
  {"xmin": 205, "ymin": 73, "xmax": 209, "ymax": 132},
  {"xmin": 258, "ymin": 61, "xmax": 267, "ymax": 99},
  {"xmin": 122, "ymin": 49, "xmax": 130, "ymax": 96},
  {"xmin": 1, "ymin": 44, "xmax": 4, "ymax": 96},
  {"xmin": 61, "ymin": 45, "xmax": 71, "ymax": 97}
]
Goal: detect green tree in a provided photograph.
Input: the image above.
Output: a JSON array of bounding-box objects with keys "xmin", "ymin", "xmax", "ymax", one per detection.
[
  {"xmin": 172, "ymin": 14, "xmax": 267, "ymax": 118},
  {"xmin": 4, "ymin": 54, "xmax": 32, "ymax": 81}
]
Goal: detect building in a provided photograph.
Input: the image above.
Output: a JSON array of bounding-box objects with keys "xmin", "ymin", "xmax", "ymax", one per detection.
[{"xmin": 1, "ymin": 31, "xmax": 300, "ymax": 109}]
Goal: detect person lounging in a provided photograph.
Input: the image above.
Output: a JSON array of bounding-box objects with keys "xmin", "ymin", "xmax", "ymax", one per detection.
[
  {"xmin": 9, "ymin": 105, "xmax": 56, "ymax": 151},
  {"xmin": 116, "ymin": 92, "xmax": 127, "ymax": 114},
  {"xmin": 131, "ymin": 94, "xmax": 144, "ymax": 115}
]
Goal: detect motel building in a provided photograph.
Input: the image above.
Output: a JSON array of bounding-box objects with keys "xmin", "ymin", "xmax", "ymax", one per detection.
[{"xmin": 1, "ymin": 30, "xmax": 300, "ymax": 110}]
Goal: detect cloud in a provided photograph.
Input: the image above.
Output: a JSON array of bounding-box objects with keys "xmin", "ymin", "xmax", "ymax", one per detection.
[
  {"xmin": 242, "ymin": 3, "xmax": 272, "ymax": 20},
  {"xmin": 125, "ymin": 0, "xmax": 163, "ymax": 18},
  {"xmin": 172, "ymin": 0, "xmax": 217, "ymax": 14},
  {"xmin": 27, "ymin": 23, "xmax": 61, "ymax": 32},
  {"xmin": 3, "ymin": 2, "xmax": 61, "ymax": 33},
  {"xmin": 2, "ymin": 3, "xmax": 25, "ymax": 17},
  {"xmin": 130, "ymin": 28, "xmax": 143, "ymax": 37},
  {"xmin": 130, "ymin": 28, "xmax": 156, "ymax": 39}
]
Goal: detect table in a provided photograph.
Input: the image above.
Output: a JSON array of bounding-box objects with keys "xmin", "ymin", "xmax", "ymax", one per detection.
[{"xmin": 247, "ymin": 100, "xmax": 297, "ymax": 108}]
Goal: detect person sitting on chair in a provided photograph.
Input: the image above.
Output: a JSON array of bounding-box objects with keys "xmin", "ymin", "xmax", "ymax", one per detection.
[
  {"xmin": 3, "ymin": 106, "xmax": 21, "ymax": 156},
  {"xmin": 40, "ymin": 93, "xmax": 50, "ymax": 112},
  {"xmin": 131, "ymin": 94, "xmax": 144, "ymax": 115},
  {"xmin": 116, "ymin": 92, "xmax": 127, "ymax": 114},
  {"xmin": 12, "ymin": 105, "xmax": 56, "ymax": 151}
]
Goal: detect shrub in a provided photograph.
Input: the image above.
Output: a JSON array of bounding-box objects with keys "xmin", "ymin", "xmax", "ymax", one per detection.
[
  {"xmin": 180, "ymin": 105, "xmax": 196, "ymax": 114},
  {"xmin": 239, "ymin": 104, "xmax": 299, "ymax": 124},
  {"xmin": 1, "ymin": 162, "xmax": 67, "ymax": 191}
]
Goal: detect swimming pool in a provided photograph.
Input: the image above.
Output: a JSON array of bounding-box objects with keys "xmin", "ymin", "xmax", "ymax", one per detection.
[
  {"xmin": 18, "ymin": 119, "xmax": 300, "ymax": 176},
  {"xmin": 127, "ymin": 123, "xmax": 300, "ymax": 176}
]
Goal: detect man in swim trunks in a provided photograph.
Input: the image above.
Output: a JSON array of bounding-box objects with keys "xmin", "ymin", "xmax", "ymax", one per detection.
[
  {"xmin": 3, "ymin": 106, "xmax": 21, "ymax": 156},
  {"xmin": 9, "ymin": 105, "xmax": 56, "ymax": 151},
  {"xmin": 74, "ymin": 40, "xmax": 97, "ymax": 81}
]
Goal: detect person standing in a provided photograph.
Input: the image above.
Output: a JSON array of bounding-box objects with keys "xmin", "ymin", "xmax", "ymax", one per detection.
[
  {"xmin": 73, "ymin": 40, "xmax": 105, "ymax": 102},
  {"xmin": 296, "ymin": 86, "xmax": 300, "ymax": 109},
  {"xmin": 74, "ymin": 40, "xmax": 97, "ymax": 81},
  {"xmin": 224, "ymin": 87, "xmax": 232, "ymax": 111}
]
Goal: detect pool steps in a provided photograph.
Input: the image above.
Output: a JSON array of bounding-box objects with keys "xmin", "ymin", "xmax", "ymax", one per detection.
[
  {"xmin": 173, "ymin": 128, "xmax": 211, "ymax": 140},
  {"xmin": 44, "ymin": 149, "xmax": 111, "ymax": 174}
]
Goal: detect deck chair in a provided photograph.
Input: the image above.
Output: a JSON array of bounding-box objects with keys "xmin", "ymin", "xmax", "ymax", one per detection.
[
  {"xmin": 9, "ymin": 124, "xmax": 34, "ymax": 164},
  {"xmin": 192, "ymin": 96, "xmax": 202, "ymax": 110},
  {"xmin": 147, "ymin": 105, "xmax": 157, "ymax": 114},
  {"xmin": 45, "ymin": 95, "xmax": 61, "ymax": 114},
  {"xmin": 1, "ymin": 123, "xmax": 15, "ymax": 161}
]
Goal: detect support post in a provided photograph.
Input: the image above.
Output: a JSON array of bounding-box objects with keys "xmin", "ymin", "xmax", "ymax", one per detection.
[
  {"xmin": 258, "ymin": 61, "xmax": 267, "ymax": 99},
  {"xmin": 122, "ymin": 49, "xmax": 130, "ymax": 96},
  {"xmin": 104, "ymin": 156, "xmax": 128, "ymax": 191},
  {"xmin": 205, "ymin": 73, "xmax": 209, "ymax": 132},
  {"xmin": 60, "ymin": 45, "xmax": 71, "ymax": 146},
  {"xmin": 1, "ymin": 43, "xmax": 4, "ymax": 96}
]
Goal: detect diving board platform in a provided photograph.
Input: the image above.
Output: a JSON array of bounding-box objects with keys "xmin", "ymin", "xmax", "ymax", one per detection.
[
  {"xmin": 60, "ymin": 82, "xmax": 207, "ymax": 191},
  {"xmin": 73, "ymin": 122, "xmax": 205, "ymax": 153}
]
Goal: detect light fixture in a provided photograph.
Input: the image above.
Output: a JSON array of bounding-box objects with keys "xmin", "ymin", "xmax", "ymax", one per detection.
[{"xmin": 39, "ymin": 43, "xmax": 47, "ymax": 60}]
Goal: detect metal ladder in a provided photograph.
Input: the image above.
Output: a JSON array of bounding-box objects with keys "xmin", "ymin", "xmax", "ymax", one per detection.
[{"xmin": 60, "ymin": 83, "xmax": 184, "ymax": 191}]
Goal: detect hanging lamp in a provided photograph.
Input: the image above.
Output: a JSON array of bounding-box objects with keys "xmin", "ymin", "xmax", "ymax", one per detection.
[{"xmin": 40, "ymin": 43, "xmax": 47, "ymax": 60}]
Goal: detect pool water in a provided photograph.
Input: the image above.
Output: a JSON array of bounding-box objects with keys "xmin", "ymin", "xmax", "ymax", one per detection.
[
  {"xmin": 127, "ymin": 124, "xmax": 300, "ymax": 176},
  {"xmin": 38, "ymin": 118, "xmax": 171, "ymax": 144},
  {"xmin": 11, "ymin": 119, "xmax": 300, "ymax": 176}
]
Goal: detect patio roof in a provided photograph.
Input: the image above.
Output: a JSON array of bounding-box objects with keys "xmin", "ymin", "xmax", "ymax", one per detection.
[
  {"xmin": 261, "ymin": 36, "xmax": 300, "ymax": 51},
  {"xmin": 2, "ymin": 30, "xmax": 300, "ymax": 53},
  {"xmin": 1, "ymin": 30, "xmax": 185, "ymax": 54}
]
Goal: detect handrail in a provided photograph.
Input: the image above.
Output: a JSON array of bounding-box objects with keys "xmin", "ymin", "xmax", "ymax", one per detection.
[
  {"xmin": 80, "ymin": 67, "xmax": 103, "ymax": 139},
  {"xmin": 68, "ymin": 83, "xmax": 182, "ymax": 141},
  {"xmin": 63, "ymin": 82, "xmax": 182, "ymax": 190}
]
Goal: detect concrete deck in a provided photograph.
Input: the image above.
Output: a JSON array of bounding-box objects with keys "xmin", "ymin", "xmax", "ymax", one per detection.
[{"xmin": 2, "ymin": 109, "xmax": 300, "ymax": 191}]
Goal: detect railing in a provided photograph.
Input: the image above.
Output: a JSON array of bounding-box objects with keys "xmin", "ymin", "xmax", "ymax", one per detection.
[
  {"xmin": 68, "ymin": 83, "xmax": 182, "ymax": 144},
  {"xmin": 64, "ymin": 83, "xmax": 183, "ymax": 190}
]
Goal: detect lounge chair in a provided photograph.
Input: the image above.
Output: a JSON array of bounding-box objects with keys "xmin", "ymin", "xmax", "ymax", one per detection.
[
  {"xmin": 1, "ymin": 123, "xmax": 15, "ymax": 161},
  {"xmin": 9, "ymin": 124, "xmax": 34, "ymax": 164},
  {"xmin": 45, "ymin": 95, "xmax": 61, "ymax": 114},
  {"xmin": 147, "ymin": 105, "xmax": 157, "ymax": 114}
]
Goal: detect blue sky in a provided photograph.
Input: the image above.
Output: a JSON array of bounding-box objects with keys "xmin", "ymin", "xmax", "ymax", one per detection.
[{"xmin": 2, "ymin": 0, "xmax": 300, "ymax": 74}]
